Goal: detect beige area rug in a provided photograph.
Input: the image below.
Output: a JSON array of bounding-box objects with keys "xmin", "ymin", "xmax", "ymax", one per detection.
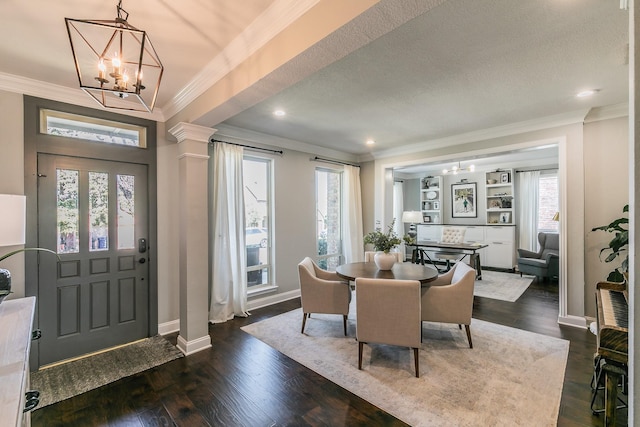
[
  {"xmin": 242, "ymin": 305, "xmax": 569, "ymax": 427},
  {"xmin": 474, "ymin": 270, "xmax": 535, "ymax": 302},
  {"xmin": 31, "ymin": 335, "xmax": 184, "ymax": 408}
]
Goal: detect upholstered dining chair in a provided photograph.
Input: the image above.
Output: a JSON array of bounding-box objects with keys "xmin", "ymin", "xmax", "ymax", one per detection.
[
  {"xmin": 434, "ymin": 226, "xmax": 467, "ymax": 272},
  {"xmin": 364, "ymin": 251, "xmax": 404, "ymax": 263},
  {"xmin": 420, "ymin": 261, "xmax": 476, "ymax": 348},
  {"xmin": 355, "ymin": 278, "xmax": 422, "ymax": 377},
  {"xmin": 297, "ymin": 257, "xmax": 351, "ymax": 335}
]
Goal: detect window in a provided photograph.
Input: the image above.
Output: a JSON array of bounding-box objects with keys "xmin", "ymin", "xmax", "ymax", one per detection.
[
  {"xmin": 40, "ymin": 109, "xmax": 147, "ymax": 148},
  {"xmin": 316, "ymin": 168, "xmax": 343, "ymax": 270},
  {"xmin": 538, "ymin": 173, "xmax": 559, "ymax": 232},
  {"xmin": 243, "ymin": 157, "xmax": 272, "ymax": 289}
]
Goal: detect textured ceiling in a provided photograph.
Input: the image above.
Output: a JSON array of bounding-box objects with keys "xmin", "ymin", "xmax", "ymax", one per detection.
[{"xmin": 220, "ymin": 0, "xmax": 629, "ymax": 156}]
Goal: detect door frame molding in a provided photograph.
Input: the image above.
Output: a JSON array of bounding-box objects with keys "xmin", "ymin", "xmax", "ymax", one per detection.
[{"xmin": 23, "ymin": 95, "xmax": 158, "ymax": 369}]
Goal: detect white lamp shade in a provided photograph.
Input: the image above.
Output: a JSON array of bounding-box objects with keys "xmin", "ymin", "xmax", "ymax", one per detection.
[
  {"xmin": 402, "ymin": 211, "xmax": 423, "ymax": 224},
  {"xmin": 0, "ymin": 195, "xmax": 26, "ymax": 246}
]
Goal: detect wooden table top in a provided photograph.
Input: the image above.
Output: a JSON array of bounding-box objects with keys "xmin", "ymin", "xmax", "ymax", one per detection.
[{"xmin": 336, "ymin": 262, "xmax": 438, "ymax": 284}]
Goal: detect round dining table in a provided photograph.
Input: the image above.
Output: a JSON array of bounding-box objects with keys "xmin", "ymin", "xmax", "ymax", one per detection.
[{"xmin": 336, "ymin": 261, "xmax": 438, "ymax": 285}]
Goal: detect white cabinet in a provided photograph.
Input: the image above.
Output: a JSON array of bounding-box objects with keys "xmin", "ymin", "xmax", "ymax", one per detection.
[
  {"xmin": 420, "ymin": 176, "xmax": 442, "ymax": 224},
  {"xmin": 485, "ymin": 169, "xmax": 515, "ymax": 225},
  {"xmin": 484, "ymin": 226, "xmax": 516, "ymax": 269},
  {"xmin": 0, "ymin": 297, "xmax": 36, "ymax": 427}
]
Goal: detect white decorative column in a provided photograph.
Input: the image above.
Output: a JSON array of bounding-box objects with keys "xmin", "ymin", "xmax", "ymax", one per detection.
[{"xmin": 168, "ymin": 122, "xmax": 215, "ymax": 355}]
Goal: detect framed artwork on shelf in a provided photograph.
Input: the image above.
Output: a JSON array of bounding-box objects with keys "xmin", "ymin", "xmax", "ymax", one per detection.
[
  {"xmin": 499, "ymin": 212, "xmax": 511, "ymax": 223},
  {"xmin": 423, "ymin": 215, "xmax": 431, "ymax": 223},
  {"xmin": 432, "ymin": 201, "xmax": 440, "ymax": 210},
  {"xmin": 500, "ymin": 172, "xmax": 510, "ymax": 183},
  {"xmin": 451, "ymin": 182, "xmax": 477, "ymax": 218}
]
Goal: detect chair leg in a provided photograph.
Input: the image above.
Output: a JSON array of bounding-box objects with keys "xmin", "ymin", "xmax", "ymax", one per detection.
[
  {"xmin": 464, "ymin": 324, "xmax": 473, "ymax": 348},
  {"xmin": 413, "ymin": 347, "xmax": 420, "ymax": 378},
  {"xmin": 343, "ymin": 314, "xmax": 348, "ymax": 336},
  {"xmin": 458, "ymin": 324, "xmax": 462, "ymax": 329},
  {"xmin": 301, "ymin": 312, "xmax": 308, "ymax": 334},
  {"xmin": 358, "ymin": 341, "xmax": 364, "ymax": 370}
]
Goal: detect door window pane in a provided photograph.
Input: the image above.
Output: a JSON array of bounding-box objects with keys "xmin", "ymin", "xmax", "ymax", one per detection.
[
  {"xmin": 243, "ymin": 157, "xmax": 272, "ymax": 288},
  {"xmin": 316, "ymin": 169, "xmax": 342, "ymax": 270},
  {"xmin": 89, "ymin": 172, "xmax": 109, "ymax": 251},
  {"xmin": 117, "ymin": 175, "xmax": 135, "ymax": 249},
  {"xmin": 57, "ymin": 169, "xmax": 79, "ymax": 254}
]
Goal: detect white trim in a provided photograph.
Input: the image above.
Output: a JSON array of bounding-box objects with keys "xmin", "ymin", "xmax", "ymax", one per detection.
[
  {"xmin": 247, "ymin": 289, "xmax": 300, "ymax": 311},
  {"xmin": 365, "ymin": 109, "xmax": 590, "ymax": 162},
  {"xmin": 163, "ymin": 0, "xmax": 320, "ymax": 119},
  {"xmin": 177, "ymin": 153, "xmax": 210, "ymax": 160},
  {"xmin": 558, "ymin": 315, "xmax": 588, "ymax": 329},
  {"xmin": 168, "ymin": 122, "xmax": 217, "ymax": 143},
  {"xmin": 176, "ymin": 334, "xmax": 212, "ymax": 356},
  {"xmin": 0, "ymin": 71, "xmax": 165, "ymax": 122},
  {"xmin": 158, "ymin": 319, "xmax": 180, "ymax": 335},
  {"xmin": 584, "ymin": 103, "xmax": 629, "ymax": 123}
]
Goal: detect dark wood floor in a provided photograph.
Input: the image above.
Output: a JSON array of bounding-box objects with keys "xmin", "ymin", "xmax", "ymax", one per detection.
[{"xmin": 32, "ymin": 277, "xmax": 627, "ymax": 426}]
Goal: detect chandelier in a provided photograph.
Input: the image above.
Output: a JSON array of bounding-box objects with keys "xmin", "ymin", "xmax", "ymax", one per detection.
[
  {"xmin": 442, "ymin": 161, "xmax": 475, "ymax": 175},
  {"xmin": 65, "ymin": 0, "xmax": 163, "ymax": 112}
]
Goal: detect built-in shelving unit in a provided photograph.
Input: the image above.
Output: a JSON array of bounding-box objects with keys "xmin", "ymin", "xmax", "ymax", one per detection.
[
  {"xmin": 420, "ymin": 176, "xmax": 442, "ymax": 224},
  {"xmin": 485, "ymin": 169, "xmax": 514, "ymax": 225}
]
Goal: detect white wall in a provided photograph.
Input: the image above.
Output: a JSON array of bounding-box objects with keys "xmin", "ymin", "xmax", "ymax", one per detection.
[
  {"xmin": 0, "ymin": 90, "xmax": 26, "ymax": 298},
  {"xmin": 583, "ymin": 115, "xmax": 629, "ymax": 317}
]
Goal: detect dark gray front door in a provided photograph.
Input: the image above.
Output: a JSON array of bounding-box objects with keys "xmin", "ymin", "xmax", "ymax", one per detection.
[{"xmin": 37, "ymin": 154, "xmax": 149, "ymax": 366}]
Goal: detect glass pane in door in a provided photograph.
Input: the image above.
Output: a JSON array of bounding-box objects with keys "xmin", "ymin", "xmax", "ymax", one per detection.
[
  {"xmin": 117, "ymin": 174, "xmax": 135, "ymax": 249},
  {"xmin": 89, "ymin": 172, "xmax": 109, "ymax": 251},
  {"xmin": 56, "ymin": 169, "xmax": 79, "ymax": 254}
]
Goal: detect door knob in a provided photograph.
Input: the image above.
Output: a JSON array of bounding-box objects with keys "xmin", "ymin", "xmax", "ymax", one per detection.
[{"xmin": 139, "ymin": 258, "xmax": 146, "ymax": 264}]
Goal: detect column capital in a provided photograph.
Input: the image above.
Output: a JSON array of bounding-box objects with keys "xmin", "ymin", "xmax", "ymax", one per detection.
[{"xmin": 168, "ymin": 122, "xmax": 217, "ymax": 144}]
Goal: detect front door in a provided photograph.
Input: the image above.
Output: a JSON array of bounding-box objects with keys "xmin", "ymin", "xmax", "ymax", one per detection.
[{"xmin": 37, "ymin": 154, "xmax": 149, "ymax": 366}]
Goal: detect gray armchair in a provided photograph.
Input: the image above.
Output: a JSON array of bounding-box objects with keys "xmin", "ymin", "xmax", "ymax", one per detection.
[
  {"xmin": 298, "ymin": 257, "xmax": 352, "ymax": 335},
  {"xmin": 517, "ymin": 232, "xmax": 559, "ymax": 281}
]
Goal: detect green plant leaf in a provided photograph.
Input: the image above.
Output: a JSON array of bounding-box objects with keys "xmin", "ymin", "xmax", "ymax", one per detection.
[{"xmin": 0, "ymin": 248, "xmax": 59, "ymax": 263}]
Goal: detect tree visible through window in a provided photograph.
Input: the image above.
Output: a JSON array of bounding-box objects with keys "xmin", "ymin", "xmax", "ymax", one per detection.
[{"xmin": 316, "ymin": 169, "xmax": 342, "ymax": 270}]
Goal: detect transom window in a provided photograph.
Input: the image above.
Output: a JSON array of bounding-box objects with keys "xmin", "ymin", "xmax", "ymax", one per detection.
[{"xmin": 40, "ymin": 109, "xmax": 147, "ymax": 148}]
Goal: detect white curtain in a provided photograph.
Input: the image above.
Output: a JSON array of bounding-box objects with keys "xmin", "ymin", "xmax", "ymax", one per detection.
[
  {"xmin": 517, "ymin": 170, "xmax": 540, "ymax": 251},
  {"xmin": 210, "ymin": 142, "xmax": 249, "ymax": 323},
  {"xmin": 342, "ymin": 165, "xmax": 364, "ymax": 263},
  {"xmin": 393, "ymin": 181, "xmax": 405, "ymax": 259}
]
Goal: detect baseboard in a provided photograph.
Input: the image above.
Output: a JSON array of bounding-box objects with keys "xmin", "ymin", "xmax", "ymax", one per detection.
[
  {"xmin": 558, "ymin": 314, "xmax": 587, "ymax": 329},
  {"xmin": 248, "ymin": 289, "xmax": 300, "ymax": 311},
  {"xmin": 158, "ymin": 319, "xmax": 180, "ymax": 335},
  {"xmin": 176, "ymin": 334, "xmax": 212, "ymax": 356}
]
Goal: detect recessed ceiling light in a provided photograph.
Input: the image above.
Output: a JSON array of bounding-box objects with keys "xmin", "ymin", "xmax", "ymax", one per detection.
[
  {"xmin": 576, "ymin": 90, "xmax": 596, "ymax": 98},
  {"xmin": 366, "ymin": 139, "xmax": 375, "ymax": 145},
  {"xmin": 273, "ymin": 110, "xmax": 286, "ymax": 116}
]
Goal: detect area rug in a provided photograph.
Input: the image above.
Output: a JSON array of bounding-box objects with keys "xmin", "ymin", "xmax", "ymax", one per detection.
[
  {"xmin": 30, "ymin": 335, "xmax": 184, "ymax": 408},
  {"xmin": 474, "ymin": 270, "xmax": 535, "ymax": 302},
  {"xmin": 241, "ymin": 306, "xmax": 568, "ymax": 427}
]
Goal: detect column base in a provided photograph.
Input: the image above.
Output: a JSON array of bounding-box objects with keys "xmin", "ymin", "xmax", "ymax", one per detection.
[{"xmin": 176, "ymin": 333, "xmax": 212, "ymax": 356}]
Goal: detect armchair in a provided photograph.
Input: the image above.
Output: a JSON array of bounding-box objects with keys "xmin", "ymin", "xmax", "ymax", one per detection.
[
  {"xmin": 420, "ymin": 261, "xmax": 476, "ymax": 348},
  {"xmin": 298, "ymin": 257, "xmax": 352, "ymax": 335},
  {"xmin": 517, "ymin": 232, "xmax": 559, "ymax": 281}
]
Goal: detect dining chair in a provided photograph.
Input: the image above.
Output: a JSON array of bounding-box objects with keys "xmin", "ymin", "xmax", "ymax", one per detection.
[
  {"xmin": 420, "ymin": 261, "xmax": 476, "ymax": 348},
  {"xmin": 355, "ymin": 277, "xmax": 422, "ymax": 377},
  {"xmin": 297, "ymin": 257, "xmax": 351, "ymax": 335}
]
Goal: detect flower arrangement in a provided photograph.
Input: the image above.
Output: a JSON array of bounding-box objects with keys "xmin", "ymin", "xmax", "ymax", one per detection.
[{"xmin": 363, "ymin": 219, "xmax": 402, "ymax": 253}]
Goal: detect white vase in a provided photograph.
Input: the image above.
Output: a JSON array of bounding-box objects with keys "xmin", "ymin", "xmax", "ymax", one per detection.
[{"xmin": 374, "ymin": 251, "xmax": 396, "ymax": 270}]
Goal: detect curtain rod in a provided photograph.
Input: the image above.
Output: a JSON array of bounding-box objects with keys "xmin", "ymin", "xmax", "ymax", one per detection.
[
  {"xmin": 515, "ymin": 168, "xmax": 558, "ymax": 173},
  {"xmin": 313, "ymin": 156, "xmax": 360, "ymax": 168},
  {"xmin": 210, "ymin": 139, "xmax": 283, "ymax": 155}
]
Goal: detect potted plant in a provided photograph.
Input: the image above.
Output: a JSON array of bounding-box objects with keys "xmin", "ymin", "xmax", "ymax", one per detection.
[
  {"xmin": 0, "ymin": 248, "xmax": 58, "ymax": 303},
  {"xmin": 364, "ymin": 219, "xmax": 402, "ymax": 270},
  {"xmin": 592, "ymin": 204, "xmax": 628, "ymax": 283}
]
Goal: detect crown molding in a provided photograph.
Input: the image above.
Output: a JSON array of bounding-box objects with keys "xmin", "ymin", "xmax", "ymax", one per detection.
[
  {"xmin": 369, "ymin": 108, "xmax": 591, "ymax": 161},
  {"xmin": 0, "ymin": 71, "xmax": 166, "ymax": 122},
  {"xmin": 215, "ymin": 123, "xmax": 359, "ymax": 163},
  {"xmin": 584, "ymin": 102, "xmax": 629, "ymax": 123},
  {"xmin": 168, "ymin": 122, "xmax": 217, "ymax": 143},
  {"xmin": 162, "ymin": 0, "xmax": 320, "ymax": 119}
]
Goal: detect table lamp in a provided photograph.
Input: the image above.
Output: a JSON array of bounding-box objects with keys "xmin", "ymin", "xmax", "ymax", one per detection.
[{"xmin": 402, "ymin": 211, "xmax": 423, "ymax": 240}]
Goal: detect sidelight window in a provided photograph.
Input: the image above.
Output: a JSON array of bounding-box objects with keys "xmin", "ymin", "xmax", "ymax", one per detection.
[{"xmin": 316, "ymin": 168, "xmax": 343, "ymax": 270}]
